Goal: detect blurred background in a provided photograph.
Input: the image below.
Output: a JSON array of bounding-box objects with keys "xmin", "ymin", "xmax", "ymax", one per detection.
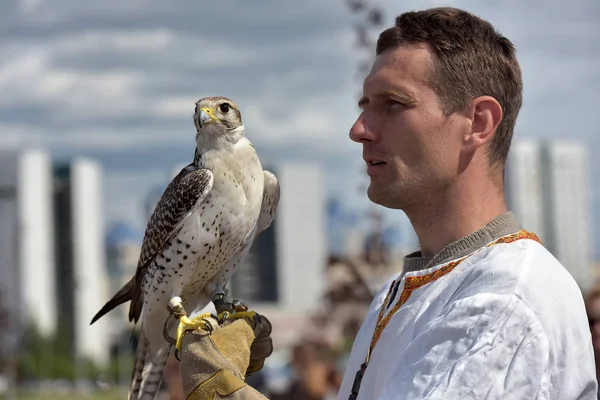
[{"xmin": 0, "ymin": 0, "xmax": 598, "ymax": 399}]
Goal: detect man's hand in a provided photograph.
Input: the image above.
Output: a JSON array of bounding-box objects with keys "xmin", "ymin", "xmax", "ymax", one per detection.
[{"xmin": 174, "ymin": 303, "xmax": 273, "ymax": 399}]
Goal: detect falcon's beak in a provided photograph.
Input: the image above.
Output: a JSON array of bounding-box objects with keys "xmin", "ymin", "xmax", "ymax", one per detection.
[{"xmin": 198, "ymin": 108, "xmax": 215, "ymax": 127}]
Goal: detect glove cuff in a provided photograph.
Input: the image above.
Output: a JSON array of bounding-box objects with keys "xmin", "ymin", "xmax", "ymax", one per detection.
[
  {"xmin": 180, "ymin": 319, "xmax": 254, "ymax": 397},
  {"xmin": 186, "ymin": 369, "xmax": 247, "ymax": 400}
]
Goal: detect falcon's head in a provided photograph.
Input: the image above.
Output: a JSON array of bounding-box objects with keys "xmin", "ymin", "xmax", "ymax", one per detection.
[{"xmin": 193, "ymin": 96, "xmax": 244, "ymax": 142}]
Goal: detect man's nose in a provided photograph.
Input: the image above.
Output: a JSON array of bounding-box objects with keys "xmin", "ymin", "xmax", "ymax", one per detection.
[{"xmin": 349, "ymin": 113, "xmax": 377, "ymax": 143}]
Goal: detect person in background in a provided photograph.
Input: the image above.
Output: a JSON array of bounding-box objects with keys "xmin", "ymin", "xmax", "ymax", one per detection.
[
  {"xmin": 269, "ymin": 341, "xmax": 342, "ymax": 400},
  {"xmin": 159, "ymin": 355, "xmax": 184, "ymax": 400},
  {"xmin": 585, "ymin": 285, "xmax": 600, "ymax": 398},
  {"xmin": 171, "ymin": 6, "xmax": 598, "ymax": 400}
]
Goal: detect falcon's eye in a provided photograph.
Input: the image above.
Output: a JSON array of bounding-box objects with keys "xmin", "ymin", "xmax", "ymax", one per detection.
[{"xmin": 219, "ymin": 103, "xmax": 230, "ymax": 113}]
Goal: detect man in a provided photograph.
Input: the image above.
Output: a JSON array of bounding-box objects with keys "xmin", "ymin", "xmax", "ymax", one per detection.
[{"xmin": 173, "ymin": 7, "xmax": 598, "ymax": 399}]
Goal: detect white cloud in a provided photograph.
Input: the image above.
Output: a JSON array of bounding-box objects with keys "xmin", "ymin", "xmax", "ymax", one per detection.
[{"xmin": 0, "ymin": 17, "xmax": 359, "ymax": 152}]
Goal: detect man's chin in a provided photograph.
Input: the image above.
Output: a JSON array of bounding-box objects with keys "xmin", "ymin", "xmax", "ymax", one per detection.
[{"xmin": 367, "ymin": 186, "xmax": 403, "ymax": 210}]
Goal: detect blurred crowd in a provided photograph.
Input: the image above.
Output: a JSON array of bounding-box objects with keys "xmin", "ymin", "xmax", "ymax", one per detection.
[
  {"xmin": 585, "ymin": 284, "xmax": 600, "ymax": 394},
  {"xmin": 160, "ymin": 339, "xmax": 345, "ymax": 400}
]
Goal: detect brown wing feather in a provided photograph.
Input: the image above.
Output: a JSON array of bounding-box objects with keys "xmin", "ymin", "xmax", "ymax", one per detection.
[
  {"xmin": 129, "ymin": 164, "xmax": 213, "ymax": 322},
  {"xmin": 89, "ymin": 163, "xmax": 213, "ymax": 326}
]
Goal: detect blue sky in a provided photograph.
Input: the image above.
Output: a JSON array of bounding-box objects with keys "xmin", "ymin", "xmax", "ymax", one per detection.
[{"xmin": 1, "ymin": 0, "xmax": 598, "ymax": 252}]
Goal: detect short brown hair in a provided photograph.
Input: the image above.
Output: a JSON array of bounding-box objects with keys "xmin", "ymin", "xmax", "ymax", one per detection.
[{"xmin": 376, "ymin": 7, "xmax": 523, "ymax": 168}]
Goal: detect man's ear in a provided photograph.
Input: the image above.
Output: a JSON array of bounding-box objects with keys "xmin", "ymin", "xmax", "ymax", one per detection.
[{"xmin": 463, "ymin": 96, "xmax": 503, "ymax": 152}]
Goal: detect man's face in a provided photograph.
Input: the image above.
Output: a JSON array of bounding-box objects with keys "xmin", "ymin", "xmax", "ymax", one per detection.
[{"xmin": 350, "ymin": 44, "xmax": 468, "ymax": 210}]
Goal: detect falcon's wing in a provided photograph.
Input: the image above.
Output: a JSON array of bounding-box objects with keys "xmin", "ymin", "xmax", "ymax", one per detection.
[
  {"xmin": 256, "ymin": 170, "xmax": 280, "ymax": 235},
  {"xmin": 129, "ymin": 164, "xmax": 214, "ymax": 322}
]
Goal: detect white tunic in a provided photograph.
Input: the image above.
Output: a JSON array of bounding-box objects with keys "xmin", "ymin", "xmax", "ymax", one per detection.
[{"xmin": 338, "ymin": 233, "xmax": 598, "ymax": 399}]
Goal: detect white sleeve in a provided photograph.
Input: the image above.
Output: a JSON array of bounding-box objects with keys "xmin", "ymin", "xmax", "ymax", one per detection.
[{"xmin": 378, "ymin": 293, "xmax": 551, "ymax": 400}]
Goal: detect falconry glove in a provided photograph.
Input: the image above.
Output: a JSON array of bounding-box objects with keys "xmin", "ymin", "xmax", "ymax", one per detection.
[{"xmin": 178, "ymin": 310, "xmax": 273, "ymax": 399}]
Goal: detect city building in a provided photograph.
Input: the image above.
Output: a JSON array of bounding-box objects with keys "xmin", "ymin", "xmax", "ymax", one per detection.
[
  {"xmin": 53, "ymin": 158, "xmax": 111, "ymax": 366},
  {"xmin": 0, "ymin": 148, "xmax": 56, "ymax": 384},
  {"xmin": 506, "ymin": 139, "xmax": 595, "ymax": 293},
  {"xmin": 505, "ymin": 139, "xmax": 546, "ymax": 242},
  {"xmin": 0, "ymin": 148, "xmax": 56, "ymax": 340},
  {"xmin": 542, "ymin": 141, "xmax": 594, "ymax": 292},
  {"xmin": 0, "ymin": 149, "xmax": 112, "ymax": 378}
]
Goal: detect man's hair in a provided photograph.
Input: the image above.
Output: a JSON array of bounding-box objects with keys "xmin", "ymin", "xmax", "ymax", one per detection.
[{"xmin": 376, "ymin": 7, "xmax": 523, "ymax": 168}]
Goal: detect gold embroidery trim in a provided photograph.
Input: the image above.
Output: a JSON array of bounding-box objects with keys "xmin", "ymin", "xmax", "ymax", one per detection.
[{"xmin": 368, "ymin": 230, "xmax": 541, "ymax": 357}]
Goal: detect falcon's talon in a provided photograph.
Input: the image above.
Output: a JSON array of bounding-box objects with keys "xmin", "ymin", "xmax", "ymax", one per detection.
[
  {"xmin": 232, "ymin": 299, "xmax": 248, "ymax": 312},
  {"xmin": 174, "ymin": 312, "xmax": 214, "ymax": 355},
  {"xmin": 203, "ymin": 319, "xmax": 215, "ymax": 334},
  {"xmin": 217, "ymin": 311, "xmax": 231, "ymax": 324},
  {"xmin": 162, "ymin": 315, "xmax": 177, "ymax": 346},
  {"xmin": 225, "ymin": 310, "xmax": 257, "ymax": 324}
]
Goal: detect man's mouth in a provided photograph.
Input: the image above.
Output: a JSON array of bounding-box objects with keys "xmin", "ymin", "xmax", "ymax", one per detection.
[{"xmin": 367, "ymin": 160, "xmax": 386, "ymax": 166}]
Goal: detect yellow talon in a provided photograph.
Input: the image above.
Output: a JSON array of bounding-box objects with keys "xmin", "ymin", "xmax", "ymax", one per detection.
[
  {"xmin": 217, "ymin": 310, "xmax": 231, "ymax": 323},
  {"xmin": 225, "ymin": 311, "xmax": 257, "ymax": 323},
  {"xmin": 175, "ymin": 312, "xmax": 213, "ymax": 353}
]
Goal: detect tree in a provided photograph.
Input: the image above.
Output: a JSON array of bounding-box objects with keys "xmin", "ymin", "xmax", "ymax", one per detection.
[
  {"xmin": 346, "ymin": 0, "xmax": 386, "ymax": 195},
  {"xmin": 17, "ymin": 320, "xmax": 107, "ymax": 382}
]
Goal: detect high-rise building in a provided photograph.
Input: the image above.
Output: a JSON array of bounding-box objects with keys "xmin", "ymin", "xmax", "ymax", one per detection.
[
  {"xmin": 53, "ymin": 158, "xmax": 111, "ymax": 366},
  {"xmin": 542, "ymin": 141, "xmax": 594, "ymax": 291},
  {"xmin": 506, "ymin": 139, "xmax": 594, "ymax": 293},
  {"xmin": 505, "ymin": 140, "xmax": 546, "ymax": 242},
  {"xmin": 0, "ymin": 149, "xmax": 56, "ymax": 340}
]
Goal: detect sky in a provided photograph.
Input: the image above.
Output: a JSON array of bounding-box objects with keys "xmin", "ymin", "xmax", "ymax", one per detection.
[{"xmin": 1, "ymin": 0, "xmax": 599, "ymax": 252}]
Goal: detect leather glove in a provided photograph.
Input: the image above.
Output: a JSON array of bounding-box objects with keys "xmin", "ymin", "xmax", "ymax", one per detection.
[{"xmin": 178, "ymin": 309, "xmax": 273, "ymax": 399}]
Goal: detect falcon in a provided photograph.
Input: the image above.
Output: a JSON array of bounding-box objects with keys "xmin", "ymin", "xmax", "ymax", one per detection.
[{"xmin": 90, "ymin": 96, "xmax": 280, "ymax": 400}]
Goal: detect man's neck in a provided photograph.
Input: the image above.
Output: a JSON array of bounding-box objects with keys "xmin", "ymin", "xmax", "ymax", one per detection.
[{"xmin": 406, "ymin": 183, "xmax": 508, "ymax": 257}]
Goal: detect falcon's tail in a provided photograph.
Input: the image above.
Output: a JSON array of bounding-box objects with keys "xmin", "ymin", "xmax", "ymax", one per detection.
[
  {"xmin": 128, "ymin": 326, "xmax": 173, "ymax": 400},
  {"xmin": 90, "ymin": 278, "xmax": 134, "ymax": 325}
]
